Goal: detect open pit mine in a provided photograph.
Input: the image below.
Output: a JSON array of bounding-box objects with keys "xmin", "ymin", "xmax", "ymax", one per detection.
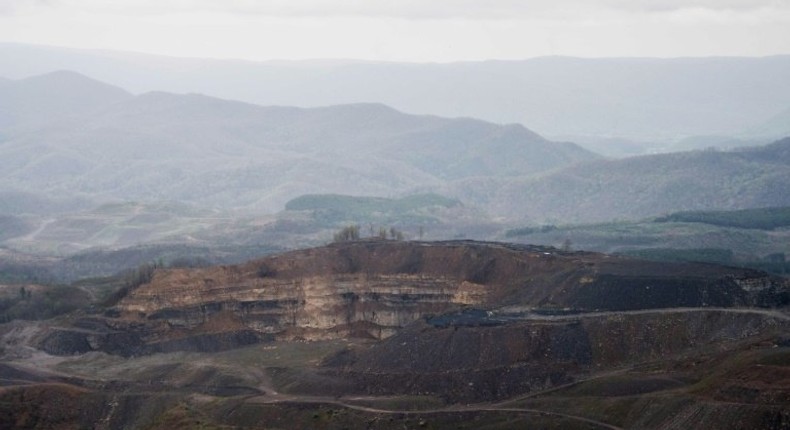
[{"xmin": 2, "ymin": 240, "xmax": 789, "ymax": 429}]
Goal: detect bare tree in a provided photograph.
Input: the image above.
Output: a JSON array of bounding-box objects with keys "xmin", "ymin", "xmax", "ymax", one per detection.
[
  {"xmin": 333, "ymin": 225, "xmax": 360, "ymax": 242},
  {"xmin": 389, "ymin": 227, "xmax": 405, "ymax": 241}
]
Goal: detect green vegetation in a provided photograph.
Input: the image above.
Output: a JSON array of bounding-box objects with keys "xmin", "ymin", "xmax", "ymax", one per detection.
[
  {"xmin": 505, "ymin": 224, "xmax": 557, "ymax": 237},
  {"xmin": 332, "ymin": 224, "xmax": 406, "ymax": 242},
  {"xmin": 280, "ymin": 193, "xmax": 471, "ymax": 242},
  {"xmin": 69, "ymin": 274, "xmax": 128, "ymax": 304},
  {"xmin": 622, "ymin": 248, "xmax": 790, "ymax": 275},
  {"xmin": 0, "ymin": 243, "xmax": 283, "ymax": 285},
  {"xmin": 655, "ymin": 206, "xmax": 790, "ymax": 230},
  {"xmin": 333, "ymin": 225, "xmax": 361, "ymax": 242},
  {"xmin": 0, "ymin": 260, "xmax": 54, "ymax": 285},
  {"xmin": 286, "ymin": 193, "xmax": 460, "ymax": 226},
  {"xmin": 102, "ymin": 261, "xmax": 162, "ymax": 307},
  {"xmin": 503, "ymin": 208, "xmax": 790, "ymax": 276},
  {"xmin": 0, "ymin": 284, "xmax": 91, "ymax": 322},
  {"xmin": 389, "ymin": 226, "xmax": 405, "ymax": 241},
  {"xmin": 623, "ymin": 248, "xmax": 735, "ymax": 265},
  {"xmin": 484, "ymin": 139, "xmax": 790, "ymax": 224},
  {"xmin": 286, "ymin": 193, "xmax": 460, "ymax": 213}
]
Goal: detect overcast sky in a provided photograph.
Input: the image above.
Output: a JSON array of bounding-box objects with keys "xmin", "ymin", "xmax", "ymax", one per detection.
[{"xmin": 1, "ymin": 0, "xmax": 789, "ymax": 62}]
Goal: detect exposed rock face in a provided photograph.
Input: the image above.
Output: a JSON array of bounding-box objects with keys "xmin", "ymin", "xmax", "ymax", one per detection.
[
  {"xmin": 137, "ymin": 273, "xmax": 483, "ymax": 337},
  {"xmin": 115, "ymin": 244, "xmax": 492, "ymax": 341},
  {"xmin": 10, "ymin": 240, "xmax": 790, "ymax": 430},
  {"xmin": 38, "ymin": 240, "xmax": 790, "ymax": 356}
]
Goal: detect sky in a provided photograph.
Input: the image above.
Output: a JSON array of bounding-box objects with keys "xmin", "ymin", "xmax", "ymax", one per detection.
[{"xmin": 1, "ymin": 0, "xmax": 789, "ymax": 62}]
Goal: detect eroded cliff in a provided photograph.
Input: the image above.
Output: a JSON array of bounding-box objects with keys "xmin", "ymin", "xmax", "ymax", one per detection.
[
  {"xmin": 30, "ymin": 240, "xmax": 787, "ymax": 357},
  {"xmin": 5, "ymin": 240, "xmax": 790, "ymax": 430}
]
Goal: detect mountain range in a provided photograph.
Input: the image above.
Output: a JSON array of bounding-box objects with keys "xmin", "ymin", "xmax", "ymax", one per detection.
[
  {"xmin": 443, "ymin": 137, "xmax": 790, "ymax": 223},
  {"xmin": 3, "ymin": 44, "xmax": 790, "ymax": 430},
  {"xmin": 2, "ymin": 43, "xmax": 790, "ymax": 146},
  {"xmin": 0, "ymin": 69, "xmax": 131, "ymax": 131},
  {"xmin": 0, "ymin": 70, "xmax": 593, "ymax": 214},
  {"xmin": 1, "ymin": 70, "xmax": 789, "ymax": 227}
]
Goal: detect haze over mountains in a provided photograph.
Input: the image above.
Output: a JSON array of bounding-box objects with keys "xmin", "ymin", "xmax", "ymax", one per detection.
[
  {"xmin": 444, "ymin": 137, "xmax": 790, "ymax": 224},
  {"xmin": 2, "ymin": 43, "xmax": 790, "ymax": 430},
  {"xmin": 0, "ymin": 71, "xmax": 594, "ymax": 215},
  {"xmin": 2, "ymin": 69, "xmax": 790, "ymax": 227},
  {"xmin": 4, "ymin": 3, "xmax": 790, "ymax": 428},
  {"xmin": 2, "ymin": 43, "xmax": 790, "ymax": 152},
  {"xmin": 0, "ymin": 70, "xmax": 131, "ymax": 131}
]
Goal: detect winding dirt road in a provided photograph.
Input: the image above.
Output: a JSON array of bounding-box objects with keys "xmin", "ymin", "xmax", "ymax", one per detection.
[
  {"xmin": 243, "ymin": 306, "xmax": 790, "ymax": 430},
  {"xmin": 250, "ymin": 393, "xmax": 624, "ymax": 429}
]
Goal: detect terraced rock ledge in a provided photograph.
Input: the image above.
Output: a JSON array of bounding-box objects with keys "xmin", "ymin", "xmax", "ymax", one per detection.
[{"xmin": 2, "ymin": 240, "xmax": 789, "ymax": 429}]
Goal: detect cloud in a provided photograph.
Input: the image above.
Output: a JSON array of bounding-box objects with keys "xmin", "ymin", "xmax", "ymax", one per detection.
[
  {"xmin": 26, "ymin": 0, "xmax": 790, "ymax": 20},
  {"xmin": 0, "ymin": 0, "xmax": 52, "ymax": 15},
  {"xmin": 2, "ymin": 0, "xmax": 788, "ymax": 62},
  {"xmin": 603, "ymin": 0, "xmax": 787, "ymax": 12}
]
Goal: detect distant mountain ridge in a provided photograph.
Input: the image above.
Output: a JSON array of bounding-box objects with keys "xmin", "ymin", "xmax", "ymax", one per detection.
[
  {"xmin": 445, "ymin": 137, "xmax": 790, "ymax": 223},
  {"xmin": 3, "ymin": 70, "xmax": 788, "ymax": 226},
  {"xmin": 2, "ymin": 43, "xmax": 790, "ymax": 143},
  {"xmin": 0, "ymin": 70, "xmax": 132, "ymax": 131},
  {"xmin": 0, "ymin": 71, "xmax": 595, "ymax": 213},
  {"xmin": 667, "ymin": 103, "xmax": 790, "ymax": 152},
  {"xmin": 748, "ymin": 106, "xmax": 790, "ymax": 140}
]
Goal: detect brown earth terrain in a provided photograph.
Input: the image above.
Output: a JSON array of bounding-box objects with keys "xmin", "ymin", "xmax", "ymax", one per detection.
[{"xmin": 1, "ymin": 240, "xmax": 789, "ymax": 429}]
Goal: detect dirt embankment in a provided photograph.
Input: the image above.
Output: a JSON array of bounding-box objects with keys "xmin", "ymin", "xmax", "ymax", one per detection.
[
  {"xmin": 33, "ymin": 240, "xmax": 790, "ymax": 356},
  {"xmin": 320, "ymin": 308, "xmax": 789, "ymax": 402},
  {"xmin": 4, "ymin": 241, "xmax": 790, "ymax": 429}
]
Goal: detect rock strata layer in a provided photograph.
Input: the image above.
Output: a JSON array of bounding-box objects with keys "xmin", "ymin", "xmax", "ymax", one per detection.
[{"xmin": 39, "ymin": 240, "xmax": 790, "ymax": 355}]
